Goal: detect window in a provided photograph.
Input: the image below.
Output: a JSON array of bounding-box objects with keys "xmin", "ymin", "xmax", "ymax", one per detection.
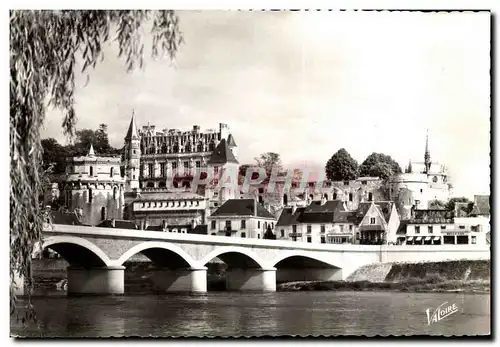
[
  {"xmin": 307, "ymin": 236, "xmax": 312, "ymax": 243},
  {"xmin": 471, "ymin": 225, "xmax": 478, "ymax": 232},
  {"xmin": 370, "ymin": 217, "xmax": 376, "ymax": 224},
  {"xmin": 241, "ymin": 220, "xmax": 246, "ymax": 229},
  {"xmin": 258, "ymin": 221, "xmax": 261, "ymax": 229},
  {"xmin": 333, "ymin": 192, "xmax": 337, "ymax": 200},
  {"xmin": 415, "ymin": 226, "xmax": 420, "ymax": 234},
  {"xmin": 196, "ymin": 161, "xmax": 201, "ymax": 168},
  {"xmin": 148, "ymin": 163, "xmax": 153, "ymax": 178},
  {"xmin": 214, "ymin": 166, "xmax": 219, "ymax": 173},
  {"xmin": 211, "ymin": 233, "xmax": 216, "ymax": 236},
  {"xmin": 428, "ymin": 226, "xmax": 433, "ymax": 234},
  {"xmin": 349, "ymin": 193, "xmax": 353, "ymax": 202},
  {"xmin": 471, "ymin": 236, "xmax": 477, "ymax": 244},
  {"xmin": 433, "ymin": 176, "xmax": 438, "ymax": 183},
  {"xmin": 271, "ymin": 223, "xmax": 274, "ymax": 229},
  {"xmin": 309, "ymin": 182, "xmax": 315, "ymax": 187},
  {"xmin": 257, "ymin": 234, "xmax": 261, "ymax": 239},
  {"xmin": 307, "ymin": 225, "xmax": 312, "ymax": 234},
  {"xmin": 339, "ymin": 225, "xmax": 344, "ymax": 232},
  {"xmin": 110, "ymin": 167, "xmax": 114, "ymax": 177},
  {"xmin": 133, "ymin": 150, "xmax": 136, "ymax": 154},
  {"xmin": 344, "ymin": 181, "xmax": 349, "ymax": 186},
  {"xmin": 420, "ymin": 189, "xmax": 423, "ymax": 193},
  {"xmin": 292, "ymin": 225, "xmax": 297, "ymax": 233},
  {"xmin": 280, "ymin": 230, "xmax": 285, "ymax": 237},
  {"xmin": 258, "ymin": 188, "xmax": 264, "ymax": 194},
  {"xmin": 88, "ymin": 188, "xmax": 93, "ymax": 203},
  {"xmin": 459, "ymin": 225, "xmax": 466, "ymax": 230},
  {"xmin": 321, "ymin": 236, "xmax": 326, "ymax": 244},
  {"xmin": 349, "ymin": 225, "xmax": 353, "ymax": 232},
  {"xmin": 356, "ymin": 232, "xmax": 360, "ymax": 240},
  {"xmin": 361, "ymin": 180, "xmax": 367, "ymax": 185},
  {"xmin": 89, "ymin": 166, "xmax": 94, "ymax": 176},
  {"xmin": 225, "ymin": 220, "xmax": 231, "ymax": 230},
  {"xmin": 211, "ymin": 221, "xmax": 216, "ymax": 230},
  {"xmin": 320, "ymin": 225, "xmax": 326, "ymax": 233},
  {"xmin": 368, "ymin": 192, "xmax": 373, "ymax": 201},
  {"xmin": 283, "ymin": 194, "xmax": 288, "ymax": 206},
  {"xmin": 441, "ymin": 225, "xmax": 446, "ymax": 230},
  {"xmin": 133, "ymin": 175, "xmax": 135, "ymax": 180},
  {"xmin": 172, "ymin": 162, "xmax": 178, "ymax": 170},
  {"xmin": 184, "ymin": 161, "xmax": 189, "ymax": 169},
  {"xmin": 160, "ymin": 163, "xmax": 166, "ymax": 177},
  {"xmin": 241, "ymin": 232, "xmax": 246, "ymax": 238}
]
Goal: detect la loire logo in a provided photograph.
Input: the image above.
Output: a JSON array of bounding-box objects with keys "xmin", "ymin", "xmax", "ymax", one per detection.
[{"xmin": 426, "ymin": 302, "xmax": 459, "ymax": 325}]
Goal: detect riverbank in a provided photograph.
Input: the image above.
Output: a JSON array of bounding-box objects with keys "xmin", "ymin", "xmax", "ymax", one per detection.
[{"xmin": 278, "ymin": 260, "xmax": 490, "ymax": 294}]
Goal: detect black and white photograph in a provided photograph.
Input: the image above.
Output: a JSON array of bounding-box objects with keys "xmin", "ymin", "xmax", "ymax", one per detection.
[{"xmin": 9, "ymin": 5, "xmax": 491, "ymax": 339}]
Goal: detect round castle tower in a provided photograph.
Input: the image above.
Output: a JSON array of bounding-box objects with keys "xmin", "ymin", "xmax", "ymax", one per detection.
[{"xmin": 63, "ymin": 144, "xmax": 126, "ymax": 225}]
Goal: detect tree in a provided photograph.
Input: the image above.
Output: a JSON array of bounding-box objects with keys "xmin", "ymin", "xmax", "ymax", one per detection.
[
  {"xmin": 41, "ymin": 138, "xmax": 70, "ymax": 175},
  {"xmin": 68, "ymin": 124, "xmax": 118, "ymax": 156},
  {"xmin": 325, "ymin": 148, "xmax": 359, "ymax": 181},
  {"xmin": 446, "ymin": 197, "xmax": 473, "ymax": 213},
  {"xmin": 254, "ymin": 152, "xmax": 283, "ymax": 176},
  {"xmin": 10, "ymin": 10, "xmax": 182, "ymax": 318},
  {"xmin": 428, "ymin": 199, "xmax": 447, "ymax": 210},
  {"xmin": 359, "ymin": 153, "xmax": 402, "ymax": 179}
]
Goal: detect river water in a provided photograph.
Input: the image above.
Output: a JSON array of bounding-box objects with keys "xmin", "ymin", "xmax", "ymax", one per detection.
[{"xmin": 11, "ymin": 291, "xmax": 490, "ymax": 337}]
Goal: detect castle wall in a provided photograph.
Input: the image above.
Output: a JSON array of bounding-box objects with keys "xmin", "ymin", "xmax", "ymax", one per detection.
[{"xmin": 69, "ymin": 189, "xmax": 124, "ymax": 225}]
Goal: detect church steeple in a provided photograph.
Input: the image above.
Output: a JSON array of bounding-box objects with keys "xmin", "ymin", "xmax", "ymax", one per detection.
[
  {"xmin": 125, "ymin": 109, "xmax": 139, "ymax": 141},
  {"xmin": 424, "ymin": 130, "xmax": 431, "ymax": 174}
]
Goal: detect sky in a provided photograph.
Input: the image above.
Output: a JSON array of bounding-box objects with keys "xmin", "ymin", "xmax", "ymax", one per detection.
[{"xmin": 41, "ymin": 10, "xmax": 491, "ymax": 198}]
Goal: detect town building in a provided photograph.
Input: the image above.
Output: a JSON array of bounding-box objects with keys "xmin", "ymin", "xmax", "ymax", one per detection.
[
  {"xmin": 397, "ymin": 195, "xmax": 490, "ymax": 246},
  {"xmin": 276, "ymin": 197, "xmax": 400, "ymax": 245},
  {"xmin": 129, "ymin": 191, "xmax": 209, "ymax": 228},
  {"xmin": 61, "ymin": 144, "xmax": 126, "ymax": 226},
  {"xmin": 207, "ymin": 199, "xmax": 276, "ymax": 238}
]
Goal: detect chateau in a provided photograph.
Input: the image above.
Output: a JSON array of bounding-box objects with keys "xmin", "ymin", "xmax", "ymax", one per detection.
[{"xmin": 49, "ymin": 113, "xmax": 474, "ymax": 246}]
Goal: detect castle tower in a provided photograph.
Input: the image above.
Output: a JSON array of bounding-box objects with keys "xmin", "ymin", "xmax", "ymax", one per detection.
[
  {"xmin": 124, "ymin": 111, "xmax": 141, "ymax": 191},
  {"xmin": 63, "ymin": 144, "xmax": 126, "ymax": 225},
  {"xmin": 424, "ymin": 130, "xmax": 431, "ymax": 174}
]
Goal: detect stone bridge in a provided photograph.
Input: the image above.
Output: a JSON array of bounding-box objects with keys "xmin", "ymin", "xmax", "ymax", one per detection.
[{"xmin": 30, "ymin": 224, "xmax": 490, "ymax": 295}]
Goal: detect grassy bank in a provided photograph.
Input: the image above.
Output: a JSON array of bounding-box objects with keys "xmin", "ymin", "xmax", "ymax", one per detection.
[
  {"xmin": 277, "ymin": 278, "xmax": 490, "ymax": 294},
  {"xmin": 278, "ymin": 260, "xmax": 491, "ymax": 294}
]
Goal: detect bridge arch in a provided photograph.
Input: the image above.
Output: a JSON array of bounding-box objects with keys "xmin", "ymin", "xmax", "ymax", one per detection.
[
  {"xmin": 270, "ymin": 251, "xmax": 344, "ymax": 283},
  {"xmin": 271, "ymin": 251, "xmax": 343, "ymax": 269},
  {"xmin": 34, "ymin": 236, "xmax": 112, "ymax": 267},
  {"xmin": 200, "ymin": 246, "xmax": 267, "ymax": 269},
  {"xmin": 116, "ymin": 241, "xmax": 198, "ymax": 269}
]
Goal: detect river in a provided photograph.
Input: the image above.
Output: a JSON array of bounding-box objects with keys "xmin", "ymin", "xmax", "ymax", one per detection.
[{"xmin": 10, "ymin": 291, "xmax": 490, "ymax": 337}]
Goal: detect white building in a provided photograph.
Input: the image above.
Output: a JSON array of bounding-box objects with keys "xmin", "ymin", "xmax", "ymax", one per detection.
[{"xmin": 207, "ymin": 199, "xmax": 277, "ymax": 238}]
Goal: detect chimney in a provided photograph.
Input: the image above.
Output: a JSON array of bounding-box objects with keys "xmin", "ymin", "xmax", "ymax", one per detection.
[{"xmin": 111, "ymin": 219, "xmax": 116, "ymax": 228}]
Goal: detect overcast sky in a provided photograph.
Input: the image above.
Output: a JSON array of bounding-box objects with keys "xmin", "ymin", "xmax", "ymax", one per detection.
[{"xmin": 42, "ymin": 10, "xmax": 490, "ymax": 198}]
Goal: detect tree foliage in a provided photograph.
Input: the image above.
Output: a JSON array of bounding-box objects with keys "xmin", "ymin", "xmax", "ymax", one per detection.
[
  {"xmin": 325, "ymin": 148, "xmax": 359, "ymax": 181},
  {"xmin": 428, "ymin": 199, "xmax": 447, "ymax": 210},
  {"xmin": 10, "ymin": 10, "xmax": 182, "ymax": 317},
  {"xmin": 254, "ymin": 152, "xmax": 283, "ymax": 175},
  {"xmin": 446, "ymin": 197, "xmax": 473, "ymax": 213},
  {"xmin": 359, "ymin": 152, "xmax": 402, "ymax": 180}
]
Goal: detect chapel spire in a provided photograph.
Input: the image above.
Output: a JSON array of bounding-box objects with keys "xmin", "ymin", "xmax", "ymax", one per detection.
[{"xmin": 424, "ymin": 129, "xmax": 431, "ymax": 174}]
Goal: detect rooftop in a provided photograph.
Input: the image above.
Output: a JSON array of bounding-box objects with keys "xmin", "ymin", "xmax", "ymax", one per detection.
[
  {"xmin": 210, "ymin": 199, "xmax": 275, "ymax": 219},
  {"xmin": 207, "ymin": 139, "xmax": 239, "ymax": 165}
]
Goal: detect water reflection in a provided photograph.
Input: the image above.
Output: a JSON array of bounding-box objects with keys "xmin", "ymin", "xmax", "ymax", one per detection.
[{"xmin": 11, "ymin": 292, "xmax": 490, "ymax": 338}]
